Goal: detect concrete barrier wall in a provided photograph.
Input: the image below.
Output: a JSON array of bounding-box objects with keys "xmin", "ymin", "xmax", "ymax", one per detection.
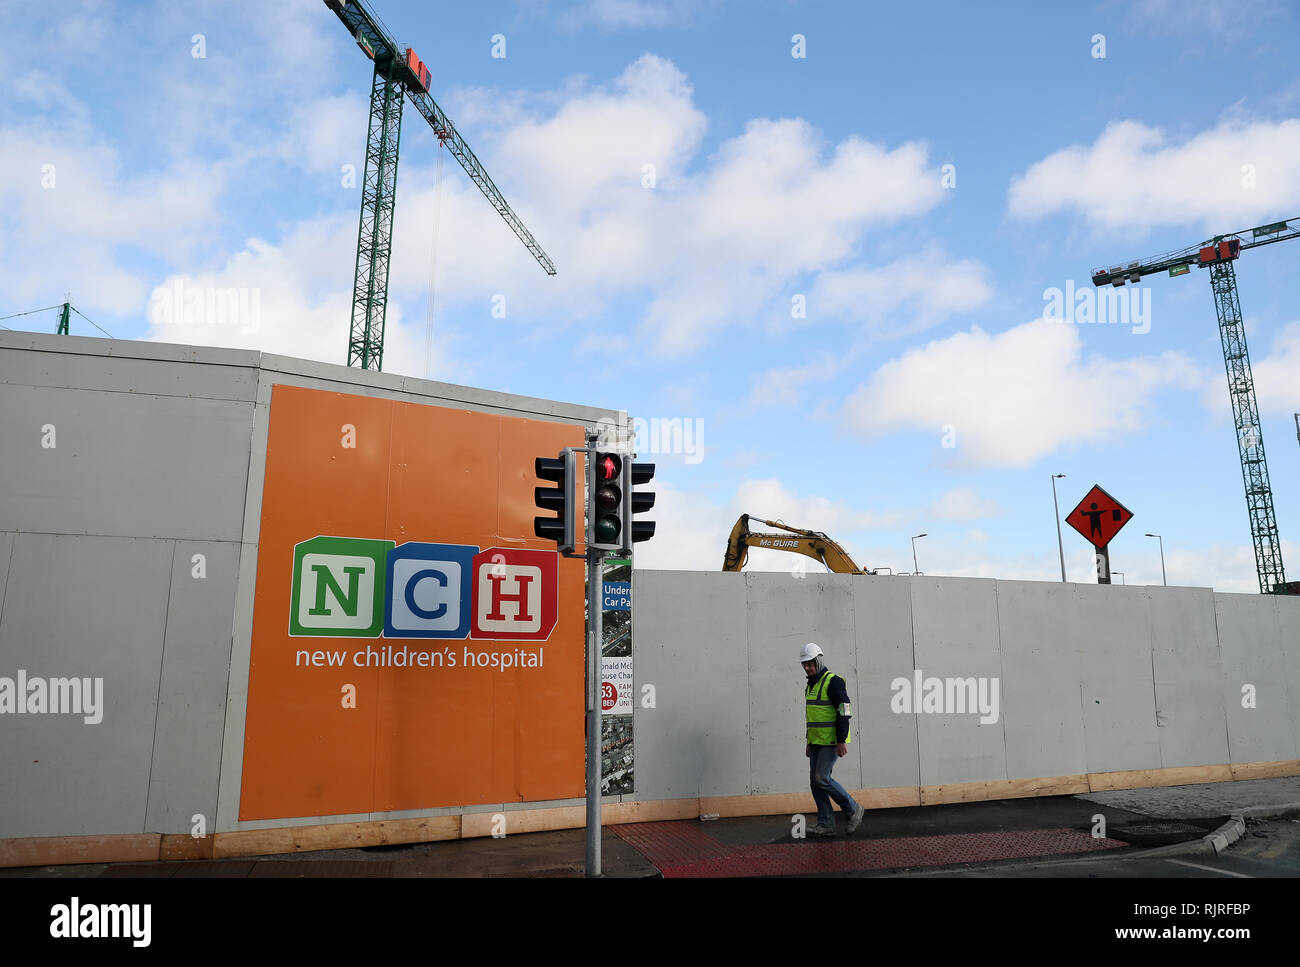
[
  {"xmin": 630, "ymin": 571, "xmax": 1300, "ymax": 802},
  {"xmin": 2, "ymin": 331, "xmax": 1298, "ymax": 857}
]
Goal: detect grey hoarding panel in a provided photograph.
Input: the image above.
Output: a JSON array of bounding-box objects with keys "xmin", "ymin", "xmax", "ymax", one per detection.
[
  {"xmin": 0, "ymin": 385, "xmax": 253, "ymax": 542},
  {"xmin": 1075, "ymin": 584, "xmax": 1161, "ymax": 773},
  {"xmin": 631, "ymin": 571, "xmax": 750, "ymax": 800},
  {"xmin": 145, "ymin": 541, "xmax": 240, "ymax": 834},
  {"xmin": 910, "ymin": 577, "xmax": 1006, "ymax": 786},
  {"xmin": 1148, "ymin": 587, "xmax": 1230, "ymax": 768},
  {"xmin": 0, "ymin": 345, "xmax": 259, "ymax": 402},
  {"xmin": 994, "ymin": 580, "xmax": 1088, "ymax": 780},
  {"xmin": 853, "ymin": 576, "xmax": 919, "ymax": 789},
  {"xmin": 1282, "ymin": 599, "xmax": 1300, "ymax": 757},
  {"xmin": 1216, "ymin": 593, "xmax": 1296, "ymax": 764},
  {"xmin": 745, "ymin": 572, "xmax": 859, "ymax": 796},
  {"xmin": 0, "ymin": 534, "xmax": 172, "ymax": 837}
]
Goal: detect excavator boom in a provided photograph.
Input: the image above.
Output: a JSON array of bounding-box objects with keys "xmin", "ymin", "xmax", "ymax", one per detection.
[{"xmin": 722, "ymin": 514, "xmax": 873, "ymax": 574}]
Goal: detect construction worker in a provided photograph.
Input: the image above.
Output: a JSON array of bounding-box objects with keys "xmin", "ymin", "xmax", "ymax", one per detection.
[{"xmin": 800, "ymin": 642, "xmax": 864, "ymax": 837}]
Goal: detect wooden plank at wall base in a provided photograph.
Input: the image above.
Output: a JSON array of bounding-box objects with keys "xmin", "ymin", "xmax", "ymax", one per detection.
[
  {"xmin": 212, "ymin": 821, "xmax": 387, "ymax": 859},
  {"xmin": 462, "ymin": 806, "xmax": 585, "ymax": 838},
  {"xmin": 702, "ymin": 792, "xmax": 817, "ymax": 818},
  {"xmin": 1088, "ymin": 764, "xmax": 1233, "ymax": 793},
  {"xmin": 0, "ymin": 833, "xmax": 160, "ymax": 869},
  {"xmin": 1230, "ymin": 759, "xmax": 1300, "ymax": 781},
  {"xmin": 376, "ymin": 816, "xmax": 460, "ymax": 845},
  {"xmin": 922, "ymin": 775, "xmax": 1090, "ymax": 806},
  {"xmin": 159, "ymin": 834, "xmax": 215, "ymax": 861},
  {"xmin": 459, "ymin": 800, "xmax": 699, "ymax": 838},
  {"xmin": 606, "ymin": 799, "xmax": 700, "ymax": 824}
]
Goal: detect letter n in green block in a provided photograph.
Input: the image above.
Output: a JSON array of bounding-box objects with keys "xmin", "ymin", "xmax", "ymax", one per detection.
[{"xmin": 290, "ymin": 536, "xmax": 393, "ymax": 637}]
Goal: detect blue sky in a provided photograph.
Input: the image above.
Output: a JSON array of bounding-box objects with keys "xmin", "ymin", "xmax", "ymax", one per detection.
[{"xmin": 4, "ymin": 0, "xmax": 1300, "ymax": 590}]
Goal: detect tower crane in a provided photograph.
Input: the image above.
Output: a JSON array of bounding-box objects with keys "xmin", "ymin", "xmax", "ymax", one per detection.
[
  {"xmin": 324, "ymin": 0, "xmax": 556, "ymax": 371},
  {"xmin": 1091, "ymin": 217, "xmax": 1300, "ymax": 594}
]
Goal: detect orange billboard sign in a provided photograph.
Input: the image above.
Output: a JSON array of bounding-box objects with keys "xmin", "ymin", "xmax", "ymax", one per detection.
[{"xmin": 239, "ymin": 384, "xmax": 585, "ymax": 820}]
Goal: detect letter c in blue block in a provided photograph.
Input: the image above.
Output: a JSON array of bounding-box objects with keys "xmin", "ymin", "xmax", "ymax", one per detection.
[{"xmin": 385, "ymin": 542, "xmax": 477, "ymax": 638}]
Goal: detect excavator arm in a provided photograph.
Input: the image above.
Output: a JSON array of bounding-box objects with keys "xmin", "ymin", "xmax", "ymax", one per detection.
[{"xmin": 722, "ymin": 514, "xmax": 872, "ymax": 574}]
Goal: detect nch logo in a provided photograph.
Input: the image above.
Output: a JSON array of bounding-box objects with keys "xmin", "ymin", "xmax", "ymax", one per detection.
[{"xmin": 290, "ymin": 536, "xmax": 557, "ymax": 641}]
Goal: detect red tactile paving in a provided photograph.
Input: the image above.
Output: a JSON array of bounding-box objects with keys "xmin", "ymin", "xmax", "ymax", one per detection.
[
  {"xmin": 611, "ymin": 823, "xmax": 1127, "ymax": 878},
  {"xmin": 611, "ymin": 821, "xmax": 735, "ymax": 869}
]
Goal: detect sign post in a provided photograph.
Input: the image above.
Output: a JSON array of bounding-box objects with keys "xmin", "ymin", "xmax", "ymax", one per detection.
[
  {"xmin": 1065, "ymin": 484, "xmax": 1134, "ymax": 585},
  {"xmin": 584, "ymin": 431, "xmax": 603, "ymax": 877}
]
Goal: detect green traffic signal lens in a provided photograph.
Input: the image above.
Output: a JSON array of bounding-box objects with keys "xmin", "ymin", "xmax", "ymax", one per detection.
[{"xmin": 595, "ymin": 516, "xmax": 620, "ymax": 543}]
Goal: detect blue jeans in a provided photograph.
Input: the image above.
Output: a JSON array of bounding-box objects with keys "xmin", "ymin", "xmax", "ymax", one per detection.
[{"xmin": 809, "ymin": 745, "xmax": 858, "ymax": 827}]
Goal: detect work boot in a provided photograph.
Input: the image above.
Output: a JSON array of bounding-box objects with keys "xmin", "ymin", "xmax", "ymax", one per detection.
[
  {"xmin": 847, "ymin": 804, "xmax": 865, "ymax": 835},
  {"xmin": 808, "ymin": 823, "xmax": 836, "ymax": 838}
]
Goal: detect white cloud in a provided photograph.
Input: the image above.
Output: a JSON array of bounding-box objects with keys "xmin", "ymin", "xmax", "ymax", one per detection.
[
  {"xmin": 840, "ymin": 318, "xmax": 1205, "ymax": 469},
  {"xmin": 1251, "ymin": 321, "xmax": 1300, "ymax": 413},
  {"xmin": 0, "ymin": 130, "xmax": 226, "ymax": 316},
  {"xmin": 1008, "ymin": 119, "xmax": 1300, "ymax": 232},
  {"xmin": 929, "ymin": 487, "xmax": 1005, "ymax": 521},
  {"xmin": 140, "ymin": 214, "xmax": 460, "ymax": 381},
  {"xmin": 458, "ymin": 55, "xmax": 956, "ymax": 355},
  {"xmin": 808, "ymin": 246, "xmax": 993, "ymax": 334},
  {"xmin": 749, "ymin": 355, "xmax": 839, "ymax": 408}
]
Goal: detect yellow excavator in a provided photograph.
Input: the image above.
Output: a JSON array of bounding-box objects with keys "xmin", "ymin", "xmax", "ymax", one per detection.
[{"xmin": 721, "ymin": 514, "xmax": 884, "ymax": 574}]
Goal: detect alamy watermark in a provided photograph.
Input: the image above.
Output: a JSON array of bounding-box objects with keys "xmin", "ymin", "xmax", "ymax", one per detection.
[
  {"xmin": 890, "ymin": 669, "xmax": 1000, "ymax": 724},
  {"xmin": 149, "ymin": 279, "xmax": 261, "ymax": 334},
  {"xmin": 1043, "ymin": 280, "xmax": 1150, "ymax": 334},
  {"xmin": 0, "ymin": 670, "xmax": 103, "ymax": 724},
  {"xmin": 609, "ymin": 417, "xmax": 704, "ymax": 464}
]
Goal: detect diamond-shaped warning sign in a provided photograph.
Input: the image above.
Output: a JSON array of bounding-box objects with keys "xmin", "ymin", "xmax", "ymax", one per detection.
[{"xmin": 1065, "ymin": 485, "xmax": 1133, "ymax": 549}]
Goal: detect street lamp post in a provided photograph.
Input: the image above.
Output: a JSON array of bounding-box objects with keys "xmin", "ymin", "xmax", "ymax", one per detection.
[
  {"xmin": 1112, "ymin": 571, "xmax": 1125, "ymax": 585},
  {"xmin": 1051, "ymin": 474, "xmax": 1067, "ymax": 582},
  {"xmin": 1145, "ymin": 533, "xmax": 1166, "ymax": 586},
  {"xmin": 912, "ymin": 533, "xmax": 927, "ymax": 576}
]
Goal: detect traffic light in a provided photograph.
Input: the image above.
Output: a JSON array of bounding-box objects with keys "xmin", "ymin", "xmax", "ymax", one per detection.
[
  {"xmin": 534, "ymin": 451, "xmax": 576, "ymax": 552},
  {"xmin": 589, "ymin": 451, "xmax": 624, "ymax": 552},
  {"xmin": 625, "ymin": 460, "xmax": 656, "ymax": 544}
]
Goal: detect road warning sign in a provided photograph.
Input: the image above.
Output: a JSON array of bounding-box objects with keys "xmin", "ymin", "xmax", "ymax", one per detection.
[{"xmin": 1066, "ymin": 484, "xmax": 1134, "ymax": 548}]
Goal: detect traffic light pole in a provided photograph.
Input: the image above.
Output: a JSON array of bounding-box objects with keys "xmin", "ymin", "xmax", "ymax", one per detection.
[
  {"xmin": 535, "ymin": 428, "xmax": 655, "ymax": 875},
  {"xmin": 585, "ymin": 542, "xmax": 603, "ymax": 876},
  {"xmin": 584, "ymin": 430, "xmax": 603, "ymax": 877}
]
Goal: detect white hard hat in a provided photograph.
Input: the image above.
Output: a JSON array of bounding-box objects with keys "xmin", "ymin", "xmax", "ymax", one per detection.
[{"xmin": 799, "ymin": 642, "xmax": 823, "ymax": 662}]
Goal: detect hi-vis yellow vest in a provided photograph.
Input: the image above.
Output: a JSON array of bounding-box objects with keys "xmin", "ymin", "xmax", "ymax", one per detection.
[{"xmin": 806, "ymin": 670, "xmax": 850, "ymax": 745}]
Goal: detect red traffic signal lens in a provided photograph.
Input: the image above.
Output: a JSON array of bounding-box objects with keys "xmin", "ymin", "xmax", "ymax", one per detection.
[{"xmin": 596, "ymin": 453, "xmax": 621, "ymax": 480}]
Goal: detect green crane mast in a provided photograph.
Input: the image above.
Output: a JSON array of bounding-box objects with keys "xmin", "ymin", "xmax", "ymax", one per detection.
[
  {"xmin": 1092, "ymin": 217, "xmax": 1300, "ymax": 594},
  {"xmin": 324, "ymin": 0, "xmax": 556, "ymax": 371}
]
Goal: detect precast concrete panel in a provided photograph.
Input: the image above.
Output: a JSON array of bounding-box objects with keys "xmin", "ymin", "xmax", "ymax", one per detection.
[
  {"xmin": 1281, "ymin": 599, "xmax": 1300, "ymax": 757},
  {"xmin": 0, "ymin": 341, "xmax": 260, "ymax": 402},
  {"xmin": 1075, "ymin": 584, "xmax": 1161, "ymax": 773},
  {"xmin": 145, "ymin": 541, "xmax": 241, "ymax": 834},
  {"xmin": 631, "ymin": 571, "xmax": 750, "ymax": 800},
  {"xmin": 994, "ymin": 580, "xmax": 1088, "ymax": 780},
  {"xmin": 909, "ymin": 577, "xmax": 1006, "ymax": 785},
  {"xmin": 744, "ymin": 572, "xmax": 859, "ymax": 796},
  {"xmin": 1147, "ymin": 587, "xmax": 1230, "ymax": 768},
  {"xmin": 0, "ymin": 534, "xmax": 173, "ymax": 838},
  {"xmin": 852, "ymin": 576, "xmax": 919, "ymax": 789},
  {"xmin": 0, "ymin": 385, "xmax": 254, "ymax": 541},
  {"xmin": 1215, "ymin": 593, "xmax": 1296, "ymax": 764}
]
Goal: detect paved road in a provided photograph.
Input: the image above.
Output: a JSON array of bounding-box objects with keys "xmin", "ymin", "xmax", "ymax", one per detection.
[{"xmin": 893, "ymin": 814, "xmax": 1300, "ymax": 878}]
